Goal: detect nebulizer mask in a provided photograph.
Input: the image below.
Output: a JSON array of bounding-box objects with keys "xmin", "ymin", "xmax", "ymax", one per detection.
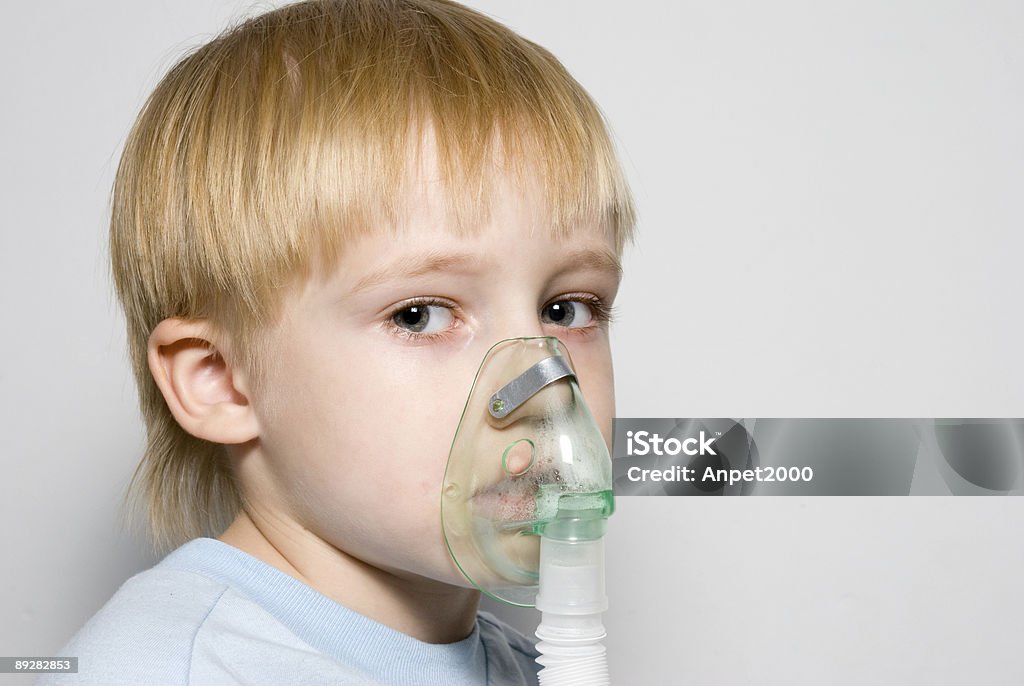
[{"xmin": 443, "ymin": 337, "xmax": 614, "ymax": 685}]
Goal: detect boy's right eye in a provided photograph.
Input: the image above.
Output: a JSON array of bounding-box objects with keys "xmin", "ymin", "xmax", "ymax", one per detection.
[{"xmin": 389, "ymin": 299, "xmax": 456, "ymax": 338}]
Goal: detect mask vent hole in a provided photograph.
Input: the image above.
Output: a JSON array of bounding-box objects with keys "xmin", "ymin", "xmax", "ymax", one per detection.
[{"xmin": 502, "ymin": 438, "xmax": 536, "ymax": 476}]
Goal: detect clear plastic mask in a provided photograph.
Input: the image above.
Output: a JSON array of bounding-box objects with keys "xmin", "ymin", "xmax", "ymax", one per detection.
[{"xmin": 441, "ymin": 337, "xmax": 614, "ymax": 606}]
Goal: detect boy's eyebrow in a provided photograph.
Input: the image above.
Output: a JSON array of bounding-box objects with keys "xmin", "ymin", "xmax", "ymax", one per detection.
[
  {"xmin": 563, "ymin": 248, "xmax": 623, "ymax": 282},
  {"xmin": 350, "ymin": 247, "xmax": 622, "ymax": 294},
  {"xmin": 350, "ymin": 251, "xmax": 479, "ymax": 294}
]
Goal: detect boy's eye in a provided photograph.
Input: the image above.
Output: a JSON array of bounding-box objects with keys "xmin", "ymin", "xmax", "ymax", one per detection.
[
  {"xmin": 392, "ymin": 304, "xmax": 454, "ymax": 334},
  {"xmin": 541, "ymin": 300, "xmax": 594, "ymax": 329}
]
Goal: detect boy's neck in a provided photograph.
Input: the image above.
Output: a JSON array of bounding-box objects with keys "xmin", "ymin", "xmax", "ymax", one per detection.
[{"xmin": 218, "ymin": 509, "xmax": 480, "ymax": 644}]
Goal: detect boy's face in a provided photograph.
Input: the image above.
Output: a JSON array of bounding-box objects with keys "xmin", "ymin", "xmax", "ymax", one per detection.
[{"xmin": 242, "ymin": 159, "xmax": 621, "ymax": 588}]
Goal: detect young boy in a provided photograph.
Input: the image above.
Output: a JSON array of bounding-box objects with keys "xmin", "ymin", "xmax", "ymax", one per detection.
[{"xmin": 44, "ymin": 0, "xmax": 634, "ymax": 683}]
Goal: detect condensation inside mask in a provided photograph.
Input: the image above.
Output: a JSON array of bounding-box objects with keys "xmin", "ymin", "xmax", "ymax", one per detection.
[{"xmin": 441, "ymin": 337, "xmax": 614, "ymax": 606}]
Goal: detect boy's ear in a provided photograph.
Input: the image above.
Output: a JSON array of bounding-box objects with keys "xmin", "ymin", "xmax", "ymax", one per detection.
[{"xmin": 147, "ymin": 318, "xmax": 260, "ymax": 445}]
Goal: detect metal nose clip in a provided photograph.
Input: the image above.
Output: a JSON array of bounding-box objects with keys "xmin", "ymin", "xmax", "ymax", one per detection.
[{"xmin": 488, "ymin": 356, "xmax": 576, "ymax": 419}]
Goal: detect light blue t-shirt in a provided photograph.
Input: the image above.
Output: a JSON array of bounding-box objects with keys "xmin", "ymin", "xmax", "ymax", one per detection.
[{"xmin": 38, "ymin": 538, "xmax": 540, "ymax": 685}]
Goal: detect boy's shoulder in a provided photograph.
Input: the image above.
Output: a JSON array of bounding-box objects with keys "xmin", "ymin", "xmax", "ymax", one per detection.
[
  {"xmin": 37, "ymin": 559, "xmax": 233, "ymax": 685},
  {"xmin": 38, "ymin": 540, "xmax": 361, "ymax": 685}
]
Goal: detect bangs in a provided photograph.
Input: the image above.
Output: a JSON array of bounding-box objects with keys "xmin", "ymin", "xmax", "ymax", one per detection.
[{"xmin": 222, "ymin": 0, "xmax": 635, "ymax": 279}]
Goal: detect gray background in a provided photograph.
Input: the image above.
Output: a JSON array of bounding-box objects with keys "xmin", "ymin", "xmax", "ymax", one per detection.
[{"xmin": 1, "ymin": 1, "xmax": 1022, "ymax": 683}]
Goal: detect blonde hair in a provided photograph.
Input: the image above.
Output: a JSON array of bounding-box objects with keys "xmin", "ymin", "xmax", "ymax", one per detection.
[{"xmin": 113, "ymin": 0, "xmax": 636, "ymax": 552}]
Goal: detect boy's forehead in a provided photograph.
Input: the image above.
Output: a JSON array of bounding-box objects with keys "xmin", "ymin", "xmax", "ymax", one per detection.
[
  {"xmin": 359, "ymin": 126, "xmax": 617, "ymax": 254},
  {"xmin": 402, "ymin": 122, "xmax": 616, "ymax": 227},
  {"xmin": 327, "ymin": 214, "xmax": 620, "ymax": 293},
  {"xmin": 400, "ymin": 125, "xmax": 546, "ymax": 215}
]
